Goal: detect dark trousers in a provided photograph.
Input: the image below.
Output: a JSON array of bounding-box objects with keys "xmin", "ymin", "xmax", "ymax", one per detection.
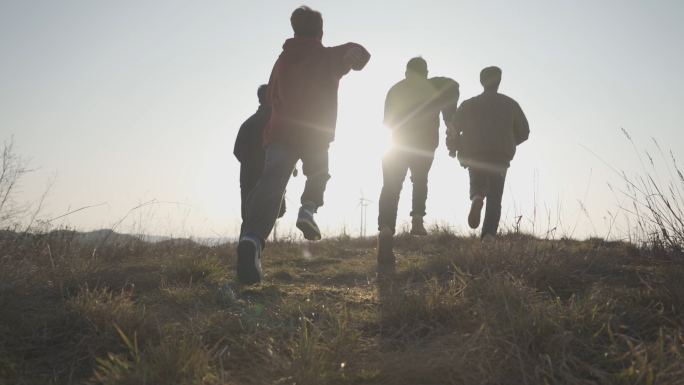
[
  {"xmin": 240, "ymin": 171, "xmax": 285, "ymax": 222},
  {"xmin": 241, "ymin": 143, "xmax": 330, "ymax": 243},
  {"xmin": 378, "ymin": 147, "xmax": 435, "ymax": 234},
  {"xmin": 469, "ymin": 166, "xmax": 507, "ymax": 238}
]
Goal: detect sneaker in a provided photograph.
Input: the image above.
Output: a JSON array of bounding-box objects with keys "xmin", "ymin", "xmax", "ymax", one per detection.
[
  {"xmin": 296, "ymin": 203, "xmax": 322, "ymax": 241},
  {"xmin": 481, "ymin": 233, "xmax": 496, "ymax": 244},
  {"xmin": 237, "ymin": 235, "xmax": 262, "ymax": 285},
  {"xmin": 468, "ymin": 195, "xmax": 484, "ymax": 229},
  {"xmin": 377, "ymin": 225, "xmax": 395, "ymax": 266},
  {"xmin": 410, "ymin": 215, "xmax": 428, "ymax": 236}
]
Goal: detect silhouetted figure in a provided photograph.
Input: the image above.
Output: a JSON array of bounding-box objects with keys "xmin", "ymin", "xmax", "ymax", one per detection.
[
  {"xmin": 452, "ymin": 66, "xmax": 529, "ymax": 243},
  {"xmin": 233, "ymin": 85, "xmax": 286, "ymax": 223},
  {"xmin": 377, "ymin": 57, "xmax": 459, "ymax": 265},
  {"xmin": 236, "ymin": 5, "xmax": 371, "ymax": 284}
]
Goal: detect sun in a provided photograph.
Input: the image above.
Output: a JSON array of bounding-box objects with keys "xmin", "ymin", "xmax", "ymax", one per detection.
[
  {"xmin": 335, "ymin": 103, "xmax": 393, "ymax": 160},
  {"xmin": 362, "ymin": 125, "xmax": 393, "ymax": 156}
]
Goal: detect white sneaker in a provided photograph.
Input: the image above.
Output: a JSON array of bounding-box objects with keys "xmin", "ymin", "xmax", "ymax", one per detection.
[
  {"xmin": 237, "ymin": 235, "xmax": 262, "ymax": 285},
  {"xmin": 296, "ymin": 204, "xmax": 322, "ymax": 241}
]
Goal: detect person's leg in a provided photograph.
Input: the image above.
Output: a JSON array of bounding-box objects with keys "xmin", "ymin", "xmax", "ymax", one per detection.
[
  {"xmin": 469, "ymin": 167, "xmax": 488, "ymax": 200},
  {"xmin": 481, "ymin": 169, "xmax": 507, "ymax": 239},
  {"xmin": 238, "ymin": 143, "xmax": 298, "ymax": 285},
  {"xmin": 467, "ymin": 167, "xmax": 487, "ymax": 229},
  {"xmin": 278, "ymin": 190, "xmax": 287, "ymax": 219},
  {"xmin": 299, "ymin": 145, "xmax": 331, "ymax": 208},
  {"xmin": 297, "ymin": 145, "xmax": 331, "ymax": 240},
  {"xmin": 408, "ymin": 150, "xmax": 435, "ymax": 235},
  {"xmin": 240, "ymin": 186, "xmax": 250, "ymax": 222},
  {"xmin": 377, "ymin": 148, "xmax": 408, "ymax": 266},
  {"xmin": 239, "ymin": 170, "xmax": 260, "ymax": 222},
  {"xmin": 241, "ymin": 143, "xmax": 298, "ymax": 242},
  {"xmin": 377, "ymin": 148, "xmax": 409, "ymax": 234}
]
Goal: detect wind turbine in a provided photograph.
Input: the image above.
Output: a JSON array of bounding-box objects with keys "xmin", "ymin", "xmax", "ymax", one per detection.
[{"xmin": 356, "ymin": 190, "xmax": 374, "ymax": 237}]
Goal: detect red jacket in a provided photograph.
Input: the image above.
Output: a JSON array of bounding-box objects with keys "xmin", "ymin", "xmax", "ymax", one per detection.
[{"xmin": 264, "ymin": 37, "xmax": 370, "ymax": 148}]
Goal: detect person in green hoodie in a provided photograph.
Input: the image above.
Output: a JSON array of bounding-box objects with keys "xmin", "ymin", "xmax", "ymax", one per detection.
[{"xmin": 236, "ymin": 6, "xmax": 371, "ymax": 285}]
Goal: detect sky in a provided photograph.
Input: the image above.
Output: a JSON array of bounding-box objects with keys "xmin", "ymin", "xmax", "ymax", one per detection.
[{"xmin": 1, "ymin": 0, "xmax": 683, "ymax": 240}]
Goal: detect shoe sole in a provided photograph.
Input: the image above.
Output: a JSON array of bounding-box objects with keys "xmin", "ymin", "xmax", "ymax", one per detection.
[
  {"xmin": 377, "ymin": 232, "xmax": 395, "ymax": 266},
  {"xmin": 410, "ymin": 228, "xmax": 428, "ymax": 236},
  {"xmin": 468, "ymin": 199, "xmax": 484, "ymax": 229},
  {"xmin": 296, "ymin": 218, "xmax": 321, "ymax": 241},
  {"xmin": 237, "ymin": 240, "xmax": 261, "ymax": 285}
]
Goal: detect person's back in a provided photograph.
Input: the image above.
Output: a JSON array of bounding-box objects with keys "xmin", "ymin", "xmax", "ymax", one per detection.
[
  {"xmin": 456, "ymin": 91, "xmax": 528, "ymax": 167},
  {"xmin": 264, "ymin": 25, "xmax": 370, "ymax": 148},
  {"xmin": 385, "ymin": 77, "xmax": 440, "ymax": 150},
  {"xmin": 233, "ymin": 86, "xmax": 271, "ymax": 177},
  {"xmin": 384, "ymin": 69, "xmax": 459, "ymax": 151}
]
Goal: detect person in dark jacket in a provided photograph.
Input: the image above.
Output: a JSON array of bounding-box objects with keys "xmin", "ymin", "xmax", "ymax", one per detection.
[
  {"xmin": 377, "ymin": 57, "xmax": 459, "ymax": 265},
  {"xmin": 236, "ymin": 5, "xmax": 371, "ymax": 284},
  {"xmin": 451, "ymin": 66, "xmax": 529, "ymax": 243},
  {"xmin": 233, "ymin": 85, "xmax": 286, "ymax": 224}
]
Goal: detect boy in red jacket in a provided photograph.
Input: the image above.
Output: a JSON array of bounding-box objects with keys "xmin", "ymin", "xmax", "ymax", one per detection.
[{"xmin": 237, "ymin": 6, "xmax": 370, "ymax": 285}]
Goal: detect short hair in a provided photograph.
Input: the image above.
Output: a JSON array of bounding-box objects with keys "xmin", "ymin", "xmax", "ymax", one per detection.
[
  {"xmin": 406, "ymin": 57, "xmax": 428, "ymax": 75},
  {"xmin": 291, "ymin": 6, "xmax": 323, "ymax": 38},
  {"xmin": 480, "ymin": 66, "xmax": 502, "ymax": 88},
  {"xmin": 257, "ymin": 84, "xmax": 267, "ymax": 105}
]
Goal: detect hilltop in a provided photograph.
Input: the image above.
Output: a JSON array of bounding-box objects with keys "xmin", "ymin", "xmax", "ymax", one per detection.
[{"xmin": 1, "ymin": 230, "xmax": 683, "ymax": 384}]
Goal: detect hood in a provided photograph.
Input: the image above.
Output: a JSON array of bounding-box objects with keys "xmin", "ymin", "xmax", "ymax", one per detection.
[{"xmin": 279, "ymin": 37, "xmax": 324, "ymax": 63}]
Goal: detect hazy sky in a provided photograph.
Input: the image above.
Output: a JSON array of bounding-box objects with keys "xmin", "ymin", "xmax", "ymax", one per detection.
[{"xmin": 2, "ymin": 0, "xmax": 683, "ymax": 240}]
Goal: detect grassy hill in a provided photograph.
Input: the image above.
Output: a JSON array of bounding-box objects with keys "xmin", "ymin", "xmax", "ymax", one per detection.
[{"xmin": 1, "ymin": 229, "xmax": 683, "ymax": 384}]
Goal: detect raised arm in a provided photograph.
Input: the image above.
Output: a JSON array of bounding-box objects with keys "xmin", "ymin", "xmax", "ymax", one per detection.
[
  {"xmin": 343, "ymin": 45, "xmax": 371, "ymax": 71},
  {"xmin": 330, "ymin": 43, "xmax": 371, "ymax": 78},
  {"xmin": 429, "ymin": 77, "xmax": 460, "ymax": 124}
]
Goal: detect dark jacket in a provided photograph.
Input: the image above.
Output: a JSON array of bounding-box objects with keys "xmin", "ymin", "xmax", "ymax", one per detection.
[
  {"xmin": 453, "ymin": 91, "xmax": 529, "ymax": 168},
  {"xmin": 383, "ymin": 76, "xmax": 459, "ymax": 151},
  {"xmin": 263, "ymin": 37, "xmax": 371, "ymax": 148},
  {"xmin": 234, "ymin": 105, "xmax": 272, "ymax": 177}
]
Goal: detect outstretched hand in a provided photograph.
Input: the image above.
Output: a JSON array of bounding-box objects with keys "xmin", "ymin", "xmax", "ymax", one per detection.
[{"xmin": 343, "ymin": 47, "xmax": 366, "ymax": 70}]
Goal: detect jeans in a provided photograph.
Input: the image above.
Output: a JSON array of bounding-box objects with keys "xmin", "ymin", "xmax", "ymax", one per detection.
[
  {"xmin": 240, "ymin": 169, "xmax": 285, "ymax": 222},
  {"xmin": 469, "ymin": 166, "xmax": 507, "ymax": 238},
  {"xmin": 378, "ymin": 147, "xmax": 435, "ymax": 233},
  {"xmin": 241, "ymin": 143, "xmax": 330, "ymax": 243}
]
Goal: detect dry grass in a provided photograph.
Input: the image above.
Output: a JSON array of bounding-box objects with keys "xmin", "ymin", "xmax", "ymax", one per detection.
[{"xmin": 1, "ymin": 228, "xmax": 684, "ymax": 384}]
